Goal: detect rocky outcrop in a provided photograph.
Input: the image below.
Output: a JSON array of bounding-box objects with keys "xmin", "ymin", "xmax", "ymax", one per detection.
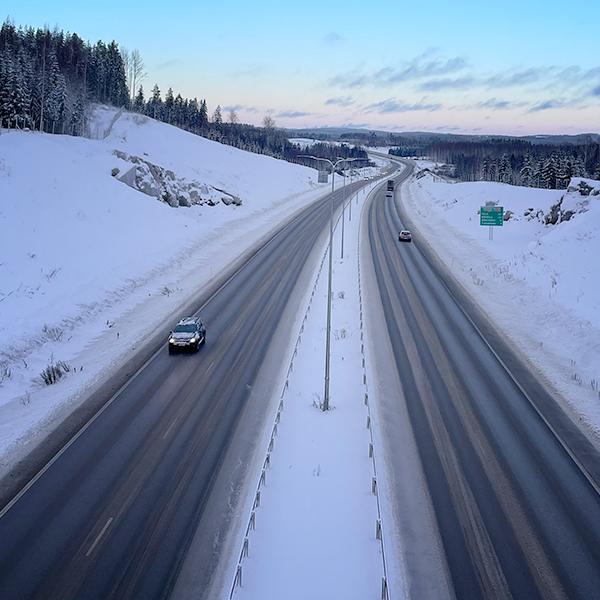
[{"xmin": 112, "ymin": 150, "xmax": 242, "ymax": 208}]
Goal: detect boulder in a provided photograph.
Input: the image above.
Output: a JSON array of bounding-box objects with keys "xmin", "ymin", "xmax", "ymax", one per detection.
[{"xmin": 117, "ymin": 165, "xmax": 137, "ymax": 188}]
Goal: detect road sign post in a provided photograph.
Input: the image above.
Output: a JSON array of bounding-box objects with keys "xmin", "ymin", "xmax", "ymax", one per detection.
[{"xmin": 480, "ymin": 205, "xmax": 504, "ymax": 240}]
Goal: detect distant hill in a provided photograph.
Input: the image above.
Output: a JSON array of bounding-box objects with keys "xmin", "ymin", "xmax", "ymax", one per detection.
[{"xmin": 286, "ymin": 127, "xmax": 600, "ymax": 146}]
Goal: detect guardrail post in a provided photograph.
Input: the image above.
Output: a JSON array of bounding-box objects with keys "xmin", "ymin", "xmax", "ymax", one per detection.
[
  {"xmin": 372, "ymin": 477, "xmax": 377, "ymax": 495},
  {"xmin": 376, "ymin": 519, "xmax": 382, "ymax": 540},
  {"xmin": 366, "ymin": 415, "xmax": 371, "ymax": 429},
  {"xmin": 369, "ymin": 443, "xmax": 374, "ymax": 458}
]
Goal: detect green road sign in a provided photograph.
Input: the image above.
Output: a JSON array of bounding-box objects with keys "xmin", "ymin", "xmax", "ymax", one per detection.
[{"xmin": 480, "ymin": 206, "xmax": 504, "ymax": 226}]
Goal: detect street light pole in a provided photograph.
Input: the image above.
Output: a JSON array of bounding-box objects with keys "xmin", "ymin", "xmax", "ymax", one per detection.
[
  {"xmin": 298, "ymin": 154, "xmax": 354, "ymax": 411},
  {"xmin": 341, "ymin": 166, "xmax": 346, "ymax": 259}
]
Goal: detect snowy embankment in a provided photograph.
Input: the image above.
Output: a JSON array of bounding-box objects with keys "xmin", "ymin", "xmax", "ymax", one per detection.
[
  {"xmin": 403, "ymin": 169, "xmax": 600, "ymax": 438},
  {"xmin": 225, "ymin": 182, "xmax": 393, "ymax": 600},
  {"xmin": 0, "ymin": 106, "xmax": 328, "ymax": 468}
]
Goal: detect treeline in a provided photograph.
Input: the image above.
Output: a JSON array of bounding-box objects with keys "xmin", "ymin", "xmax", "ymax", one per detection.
[
  {"xmin": 0, "ymin": 20, "xmax": 369, "ymax": 169},
  {"xmin": 390, "ymin": 140, "xmax": 600, "ymax": 188},
  {"xmin": 0, "ymin": 20, "xmax": 127, "ymax": 134},
  {"xmin": 130, "ymin": 85, "xmax": 370, "ymax": 167}
]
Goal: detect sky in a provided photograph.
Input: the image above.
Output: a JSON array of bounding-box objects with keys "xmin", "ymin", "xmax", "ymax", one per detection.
[{"xmin": 4, "ymin": 0, "xmax": 600, "ymax": 135}]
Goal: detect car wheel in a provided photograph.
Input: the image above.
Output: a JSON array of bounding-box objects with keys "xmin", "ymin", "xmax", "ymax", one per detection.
[
  {"xmin": 201, "ymin": 335, "xmax": 206, "ymax": 345},
  {"xmin": 168, "ymin": 346, "xmax": 174, "ymax": 354}
]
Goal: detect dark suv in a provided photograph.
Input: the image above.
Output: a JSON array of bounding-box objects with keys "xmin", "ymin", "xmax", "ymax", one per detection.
[{"xmin": 168, "ymin": 317, "xmax": 206, "ymax": 353}]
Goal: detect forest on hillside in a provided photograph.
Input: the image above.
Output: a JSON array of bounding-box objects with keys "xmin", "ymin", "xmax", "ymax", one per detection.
[
  {"xmin": 0, "ymin": 20, "xmax": 369, "ymax": 169},
  {"xmin": 390, "ymin": 138, "xmax": 600, "ymax": 189}
]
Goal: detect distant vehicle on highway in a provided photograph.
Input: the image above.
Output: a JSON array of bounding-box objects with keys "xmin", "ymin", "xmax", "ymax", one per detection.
[
  {"xmin": 168, "ymin": 317, "xmax": 206, "ymax": 353},
  {"xmin": 398, "ymin": 230, "xmax": 412, "ymax": 243},
  {"xmin": 386, "ymin": 179, "xmax": 394, "ymax": 197}
]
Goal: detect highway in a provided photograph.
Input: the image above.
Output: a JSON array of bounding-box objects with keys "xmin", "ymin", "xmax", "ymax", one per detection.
[
  {"xmin": 0, "ymin": 177, "xmax": 370, "ymax": 600},
  {"xmin": 364, "ymin": 161, "xmax": 600, "ymax": 599}
]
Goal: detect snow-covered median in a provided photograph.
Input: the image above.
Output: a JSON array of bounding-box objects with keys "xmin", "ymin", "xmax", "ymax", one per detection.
[
  {"xmin": 0, "ymin": 109, "xmax": 328, "ymax": 468},
  {"xmin": 227, "ymin": 183, "xmax": 391, "ymax": 600},
  {"xmin": 403, "ymin": 169, "xmax": 600, "ymax": 439}
]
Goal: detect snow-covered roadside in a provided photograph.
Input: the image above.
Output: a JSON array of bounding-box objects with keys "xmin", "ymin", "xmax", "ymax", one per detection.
[
  {"xmin": 0, "ymin": 111, "xmax": 331, "ymax": 471},
  {"xmin": 226, "ymin": 180, "xmax": 393, "ymax": 600},
  {"xmin": 401, "ymin": 169, "xmax": 600, "ymax": 440}
]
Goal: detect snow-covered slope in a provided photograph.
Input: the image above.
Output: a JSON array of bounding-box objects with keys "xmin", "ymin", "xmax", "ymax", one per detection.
[
  {"xmin": 404, "ymin": 170, "xmax": 600, "ymax": 438},
  {"xmin": 0, "ymin": 108, "xmax": 327, "ymax": 464}
]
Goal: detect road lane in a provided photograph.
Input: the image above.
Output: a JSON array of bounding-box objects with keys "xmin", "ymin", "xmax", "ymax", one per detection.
[
  {"xmin": 365, "ymin": 168, "xmax": 600, "ymax": 599},
  {"xmin": 0, "ymin": 178, "xmax": 372, "ymax": 600}
]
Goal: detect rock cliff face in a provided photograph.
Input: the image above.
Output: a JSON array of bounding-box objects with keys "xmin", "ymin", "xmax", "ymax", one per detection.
[
  {"xmin": 544, "ymin": 178, "xmax": 600, "ymax": 225},
  {"xmin": 111, "ymin": 150, "xmax": 242, "ymax": 208}
]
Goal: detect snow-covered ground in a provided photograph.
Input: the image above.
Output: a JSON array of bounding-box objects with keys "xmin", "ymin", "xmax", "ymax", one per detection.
[
  {"xmin": 403, "ymin": 168, "xmax": 600, "ymax": 439},
  {"xmin": 226, "ymin": 181, "xmax": 393, "ymax": 600},
  {"xmin": 0, "ymin": 107, "xmax": 332, "ymax": 469}
]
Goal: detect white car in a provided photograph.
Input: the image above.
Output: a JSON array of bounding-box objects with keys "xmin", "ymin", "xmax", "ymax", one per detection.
[{"xmin": 398, "ymin": 230, "xmax": 412, "ymax": 243}]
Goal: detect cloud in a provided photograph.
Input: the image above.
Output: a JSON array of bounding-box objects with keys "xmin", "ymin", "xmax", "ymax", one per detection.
[
  {"xmin": 418, "ymin": 77, "xmax": 474, "ymax": 91},
  {"xmin": 484, "ymin": 67, "xmax": 550, "ymax": 88},
  {"xmin": 592, "ymin": 85, "xmax": 600, "ymax": 96},
  {"xmin": 277, "ymin": 110, "xmax": 312, "ymax": 118},
  {"xmin": 527, "ymin": 98, "xmax": 582, "ymax": 112},
  {"xmin": 328, "ymin": 51, "xmax": 467, "ymax": 89},
  {"xmin": 325, "ymin": 96, "xmax": 355, "ymax": 107},
  {"xmin": 223, "ymin": 104, "xmax": 259, "ymax": 114},
  {"xmin": 476, "ymin": 98, "xmax": 528, "ymax": 110},
  {"xmin": 365, "ymin": 98, "xmax": 442, "ymax": 113},
  {"xmin": 383, "ymin": 56, "xmax": 467, "ymax": 84},
  {"xmin": 322, "ymin": 32, "xmax": 344, "ymax": 45},
  {"xmin": 155, "ymin": 59, "xmax": 181, "ymax": 70},
  {"xmin": 340, "ymin": 122, "xmax": 370, "ymax": 129}
]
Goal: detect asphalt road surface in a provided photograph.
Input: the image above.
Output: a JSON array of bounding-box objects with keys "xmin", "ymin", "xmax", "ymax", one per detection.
[
  {"xmin": 0, "ymin": 177, "xmax": 371, "ymax": 600},
  {"xmin": 365, "ymin": 162, "xmax": 600, "ymax": 599}
]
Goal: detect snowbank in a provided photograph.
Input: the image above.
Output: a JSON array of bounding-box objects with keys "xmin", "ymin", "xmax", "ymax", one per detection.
[
  {"xmin": 403, "ymin": 171, "xmax": 600, "ymax": 438},
  {"xmin": 0, "ymin": 108, "xmax": 327, "ymax": 465}
]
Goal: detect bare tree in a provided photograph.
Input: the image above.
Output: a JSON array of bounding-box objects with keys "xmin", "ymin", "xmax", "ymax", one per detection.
[
  {"xmin": 228, "ymin": 109, "xmax": 239, "ymax": 125},
  {"xmin": 122, "ymin": 48, "xmax": 147, "ymax": 102},
  {"xmin": 263, "ymin": 114, "xmax": 275, "ymax": 129},
  {"xmin": 129, "ymin": 50, "xmax": 147, "ymax": 102}
]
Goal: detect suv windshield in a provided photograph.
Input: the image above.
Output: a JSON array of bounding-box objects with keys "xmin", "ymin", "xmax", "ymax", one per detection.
[{"xmin": 174, "ymin": 324, "xmax": 197, "ymax": 333}]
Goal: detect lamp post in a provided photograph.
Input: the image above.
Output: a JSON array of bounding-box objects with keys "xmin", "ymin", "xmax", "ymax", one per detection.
[{"xmin": 298, "ymin": 154, "xmax": 356, "ymax": 411}]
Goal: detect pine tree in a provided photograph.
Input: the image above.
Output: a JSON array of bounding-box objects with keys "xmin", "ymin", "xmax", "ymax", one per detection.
[
  {"xmin": 541, "ymin": 156, "xmax": 557, "ymax": 189},
  {"xmin": 498, "ymin": 153, "xmax": 512, "ymax": 184},
  {"xmin": 520, "ymin": 152, "xmax": 533, "ymax": 186},
  {"xmin": 571, "ymin": 155, "xmax": 585, "ymax": 178},
  {"xmin": 133, "ymin": 85, "xmax": 144, "ymax": 112},
  {"xmin": 198, "ymin": 99, "xmax": 208, "ymax": 128},
  {"xmin": 212, "ymin": 104, "xmax": 222, "ymax": 125},
  {"xmin": 70, "ymin": 90, "xmax": 85, "ymax": 135},
  {"xmin": 148, "ymin": 84, "xmax": 162, "ymax": 119},
  {"xmin": 164, "ymin": 87, "xmax": 174, "ymax": 123}
]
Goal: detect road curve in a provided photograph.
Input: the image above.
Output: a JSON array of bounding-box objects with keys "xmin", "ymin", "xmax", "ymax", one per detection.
[
  {"xmin": 365, "ymin": 165, "xmax": 600, "ymax": 599},
  {"xmin": 0, "ymin": 178, "xmax": 371, "ymax": 600}
]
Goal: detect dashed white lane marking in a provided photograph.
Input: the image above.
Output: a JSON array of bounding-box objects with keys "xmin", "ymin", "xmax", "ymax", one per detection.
[
  {"xmin": 85, "ymin": 517, "xmax": 114, "ymax": 557},
  {"xmin": 162, "ymin": 415, "xmax": 180, "ymax": 440}
]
